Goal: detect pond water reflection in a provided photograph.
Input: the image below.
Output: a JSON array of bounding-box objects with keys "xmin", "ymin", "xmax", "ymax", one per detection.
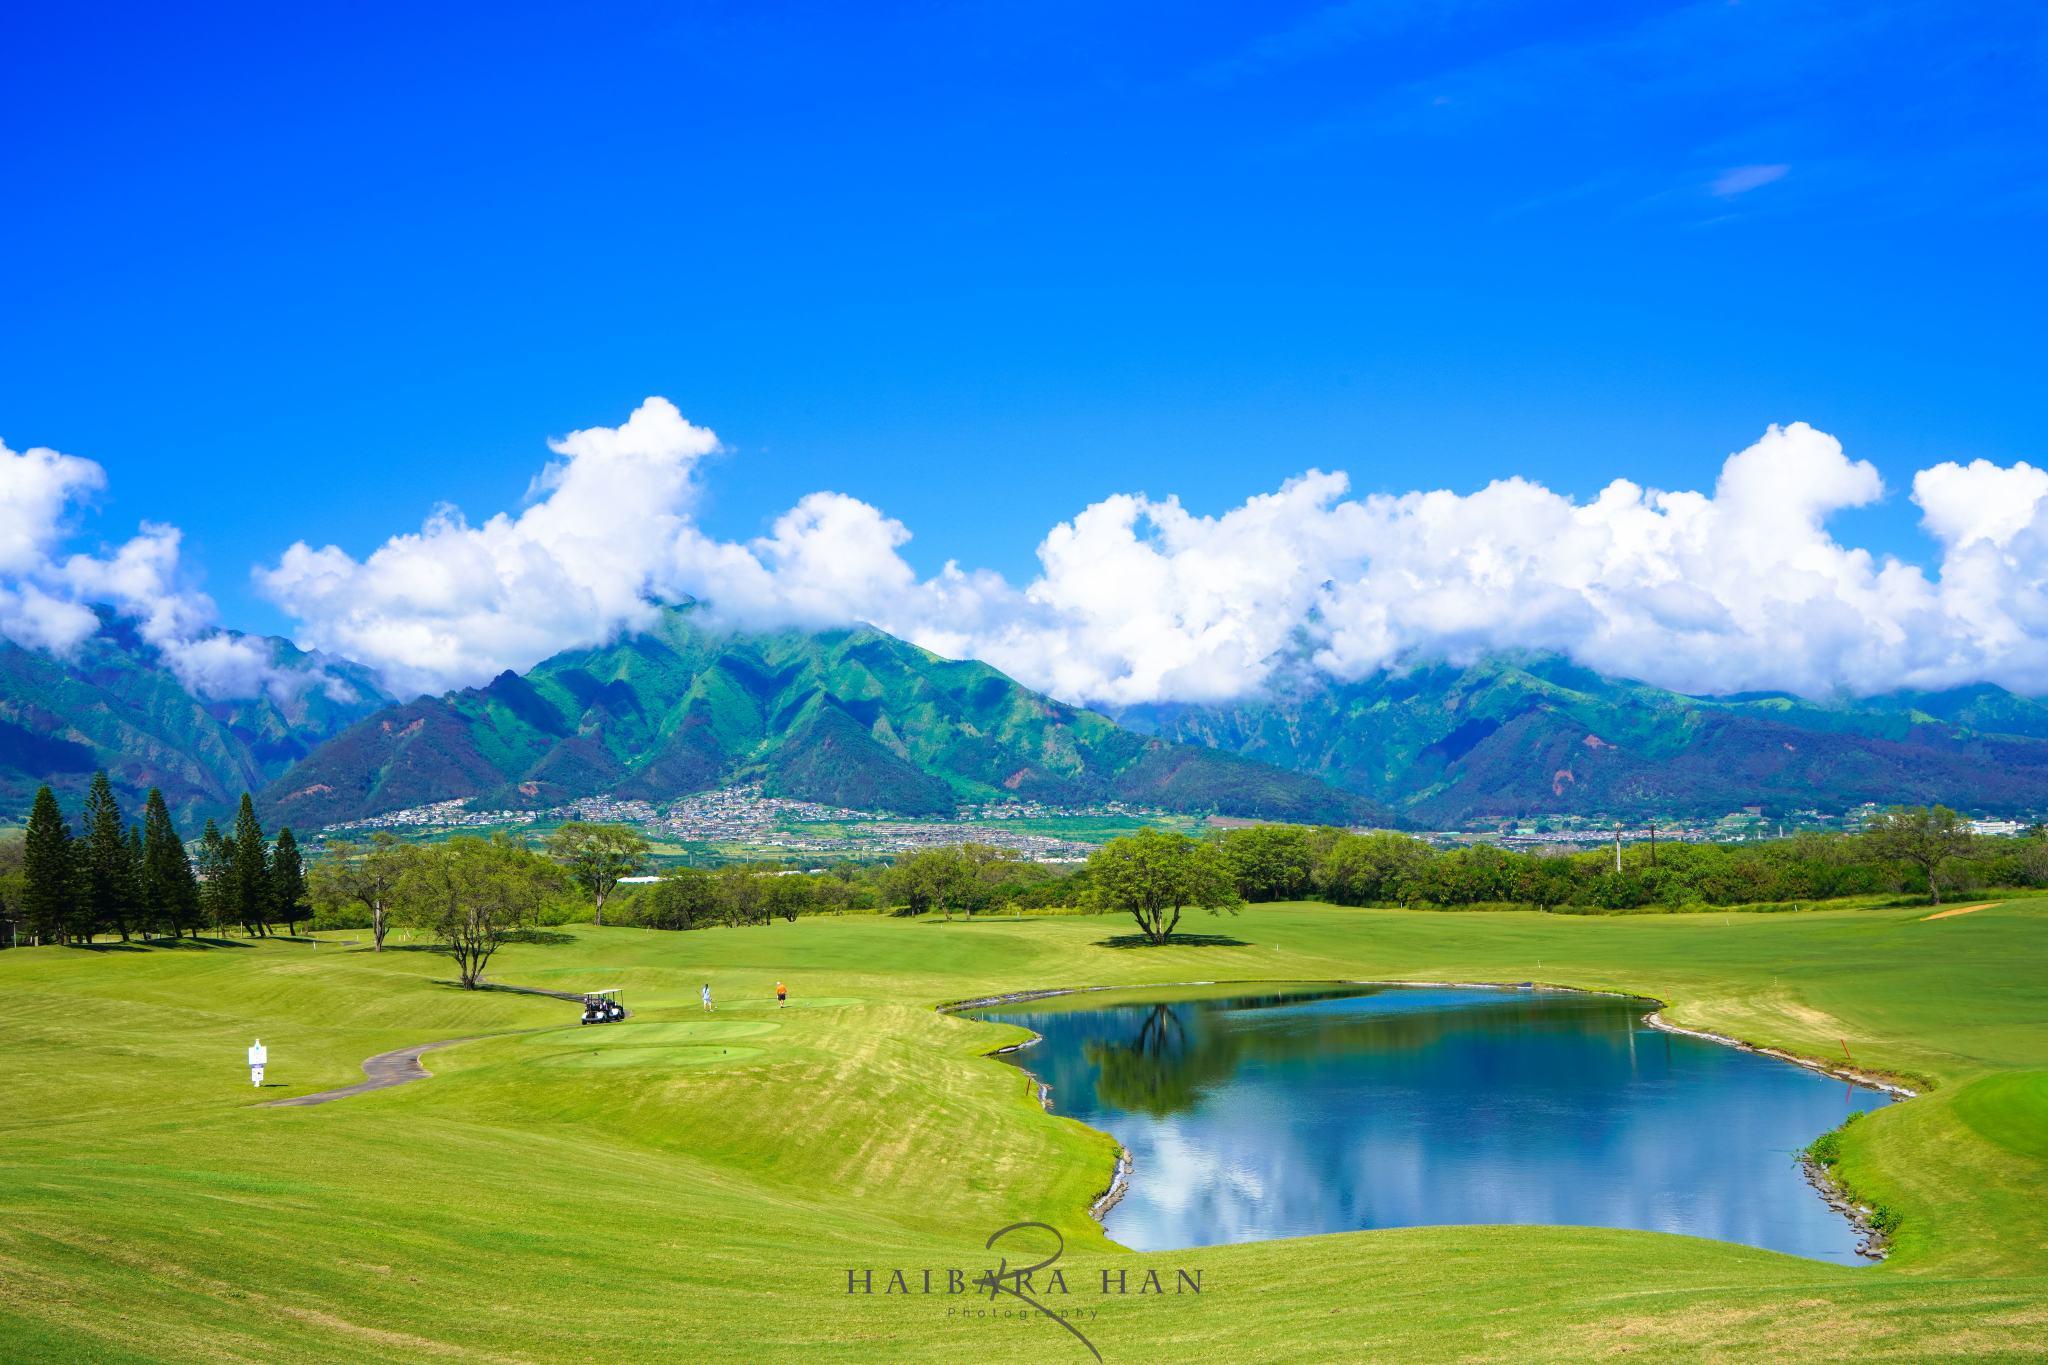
[{"xmin": 971, "ymin": 984, "xmax": 1890, "ymax": 1262}]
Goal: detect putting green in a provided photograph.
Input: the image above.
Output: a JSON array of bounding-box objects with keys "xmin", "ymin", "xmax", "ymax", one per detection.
[
  {"xmin": 522, "ymin": 1021, "xmax": 779, "ymax": 1044},
  {"xmin": 533, "ymin": 1045, "xmax": 767, "ymax": 1069},
  {"xmin": 718, "ymin": 995, "xmax": 863, "ymax": 1010},
  {"xmin": 1952, "ymin": 1068, "xmax": 2048, "ymax": 1161},
  {"xmin": 2, "ymin": 901, "xmax": 2044, "ymax": 1363}
]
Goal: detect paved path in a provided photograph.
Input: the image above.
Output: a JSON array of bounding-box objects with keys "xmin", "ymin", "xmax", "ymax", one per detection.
[
  {"xmin": 255, "ymin": 1035, "xmax": 505, "ymax": 1107},
  {"xmin": 253, "ymin": 979, "xmax": 624, "ymax": 1108}
]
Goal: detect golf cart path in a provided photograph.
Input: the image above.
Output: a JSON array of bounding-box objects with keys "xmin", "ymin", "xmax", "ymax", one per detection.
[
  {"xmin": 254, "ymin": 1034, "xmax": 507, "ymax": 1107},
  {"xmin": 1921, "ymin": 901, "xmax": 2001, "ymax": 921},
  {"xmin": 255, "ymin": 979, "xmax": 622, "ymax": 1108}
]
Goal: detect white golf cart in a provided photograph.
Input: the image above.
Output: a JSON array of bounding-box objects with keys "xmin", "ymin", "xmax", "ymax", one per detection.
[{"xmin": 580, "ymin": 989, "xmax": 626, "ymax": 1025}]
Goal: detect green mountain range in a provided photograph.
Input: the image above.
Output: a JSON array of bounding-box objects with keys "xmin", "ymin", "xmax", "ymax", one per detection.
[
  {"xmin": 1118, "ymin": 654, "xmax": 2048, "ymax": 825},
  {"xmin": 0, "ymin": 608, "xmax": 390, "ymax": 830},
  {"xmin": 18, "ymin": 606, "xmax": 2048, "ymax": 837},
  {"xmin": 257, "ymin": 608, "xmax": 1387, "ymax": 828}
]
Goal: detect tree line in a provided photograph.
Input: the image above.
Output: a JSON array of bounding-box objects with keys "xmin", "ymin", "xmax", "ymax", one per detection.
[
  {"xmin": 307, "ymin": 822, "xmax": 645, "ymax": 985},
  {"xmin": 7, "ymin": 776, "xmax": 308, "ymax": 945},
  {"xmin": 596, "ymin": 831, "xmax": 1238, "ymax": 945},
  {"xmin": 614, "ymin": 843, "xmax": 1065, "ymax": 930},
  {"xmin": 18, "ymin": 793, "xmax": 1994, "ymax": 953},
  {"xmin": 1209, "ymin": 805, "xmax": 2004, "ymax": 910},
  {"xmin": 598, "ymin": 804, "xmax": 2015, "ymax": 935}
]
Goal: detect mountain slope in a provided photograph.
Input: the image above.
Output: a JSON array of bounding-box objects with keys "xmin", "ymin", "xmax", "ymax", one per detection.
[
  {"xmin": 1119, "ymin": 655, "xmax": 2048, "ymax": 824},
  {"xmin": 0, "ymin": 609, "xmax": 390, "ymax": 829},
  {"xmin": 261, "ymin": 610, "xmax": 1389, "ymax": 827}
]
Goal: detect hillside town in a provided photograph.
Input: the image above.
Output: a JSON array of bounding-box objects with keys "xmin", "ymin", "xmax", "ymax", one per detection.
[
  {"xmin": 313, "ymin": 786, "xmax": 1147, "ymax": 861},
  {"xmin": 315, "ymin": 786, "xmax": 2042, "ymax": 862}
]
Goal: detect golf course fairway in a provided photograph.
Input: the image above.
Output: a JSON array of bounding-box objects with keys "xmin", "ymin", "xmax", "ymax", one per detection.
[{"xmin": 2, "ymin": 901, "xmax": 2043, "ymax": 1363}]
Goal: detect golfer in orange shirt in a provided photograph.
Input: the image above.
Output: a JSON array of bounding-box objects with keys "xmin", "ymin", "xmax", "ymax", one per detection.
[{"xmin": 776, "ymin": 980, "xmax": 787, "ymax": 1008}]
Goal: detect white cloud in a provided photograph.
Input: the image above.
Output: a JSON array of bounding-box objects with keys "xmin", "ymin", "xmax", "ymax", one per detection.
[
  {"xmin": 0, "ymin": 437, "xmax": 350, "ymax": 703},
  {"xmin": 258, "ymin": 398, "xmax": 723, "ymax": 697},
  {"xmin": 1710, "ymin": 164, "xmax": 1789, "ymax": 196},
  {"xmin": 250, "ymin": 402, "xmax": 2048, "ymax": 709}
]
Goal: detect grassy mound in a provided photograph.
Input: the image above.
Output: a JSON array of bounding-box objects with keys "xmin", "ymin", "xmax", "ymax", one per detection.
[{"xmin": 1, "ymin": 900, "xmax": 2043, "ymax": 1362}]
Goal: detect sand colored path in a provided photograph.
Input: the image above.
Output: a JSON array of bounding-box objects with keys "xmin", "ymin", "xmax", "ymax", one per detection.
[{"xmin": 1921, "ymin": 902, "xmax": 2001, "ymax": 921}]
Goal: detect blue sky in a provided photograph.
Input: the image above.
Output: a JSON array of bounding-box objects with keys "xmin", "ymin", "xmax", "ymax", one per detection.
[{"xmin": 3, "ymin": 1, "xmax": 2045, "ymax": 696}]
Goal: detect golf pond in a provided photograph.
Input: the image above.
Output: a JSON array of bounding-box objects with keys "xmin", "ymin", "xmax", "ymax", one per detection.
[{"xmin": 967, "ymin": 983, "xmax": 1891, "ymax": 1263}]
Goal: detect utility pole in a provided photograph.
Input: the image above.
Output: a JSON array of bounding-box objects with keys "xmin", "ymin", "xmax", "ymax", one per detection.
[
  {"xmin": 1614, "ymin": 823, "xmax": 1622, "ymax": 874},
  {"xmin": 1649, "ymin": 820, "xmax": 1657, "ymax": 867}
]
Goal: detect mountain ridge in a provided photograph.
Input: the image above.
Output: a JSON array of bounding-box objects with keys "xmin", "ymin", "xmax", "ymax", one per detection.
[
  {"xmin": 259, "ymin": 609, "xmax": 1391, "ymax": 828},
  {"xmin": 1116, "ymin": 653, "xmax": 2048, "ymax": 824},
  {"xmin": 0, "ymin": 608, "xmax": 391, "ymax": 829},
  {"xmin": 16, "ymin": 608, "xmax": 2048, "ymax": 837}
]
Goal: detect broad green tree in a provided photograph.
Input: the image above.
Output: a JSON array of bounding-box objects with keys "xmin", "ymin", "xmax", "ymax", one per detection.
[
  {"xmin": 230, "ymin": 794, "xmax": 272, "ymax": 934},
  {"xmin": 0, "ymin": 828, "xmax": 25, "ymax": 943},
  {"xmin": 1087, "ymin": 827, "xmax": 1241, "ymax": 945},
  {"xmin": 887, "ymin": 847, "xmax": 986, "ymax": 920},
  {"xmin": 1314, "ymin": 830, "xmax": 1432, "ymax": 905},
  {"xmin": 309, "ymin": 832, "xmax": 412, "ymax": 950},
  {"xmin": 714, "ymin": 863, "xmax": 767, "ymax": 926},
  {"xmin": 396, "ymin": 835, "xmax": 565, "ymax": 988},
  {"xmin": 765, "ymin": 874, "xmax": 814, "ymax": 923},
  {"xmin": 882, "ymin": 851, "xmax": 941, "ymax": 915},
  {"xmin": 22, "ymin": 785, "xmax": 76, "ymax": 945},
  {"xmin": 1513, "ymin": 856, "xmax": 1581, "ymax": 913},
  {"xmin": 543, "ymin": 821, "xmax": 647, "ymax": 925},
  {"xmin": 642, "ymin": 867, "xmax": 716, "ymax": 930},
  {"xmin": 1219, "ymin": 824, "xmax": 1315, "ymax": 901},
  {"xmin": 271, "ymin": 828, "xmax": 309, "ymax": 935},
  {"xmin": 1864, "ymin": 805, "xmax": 1976, "ymax": 906},
  {"xmin": 140, "ymin": 789, "xmax": 203, "ymax": 937}
]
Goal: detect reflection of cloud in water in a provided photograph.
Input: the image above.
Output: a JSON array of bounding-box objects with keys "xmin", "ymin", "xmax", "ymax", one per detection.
[{"xmin": 983, "ymin": 987, "xmax": 1889, "ymax": 1262}]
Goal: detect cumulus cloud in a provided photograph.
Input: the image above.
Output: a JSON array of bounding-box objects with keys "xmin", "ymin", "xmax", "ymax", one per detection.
[
  {"xmin": 259, "ymin": 398, "xmax": 725, "ymax": 697},
  {"xmin": 250, "ymin": 400, "xmax": 2048, "ymax": 709},
  {"xmin": 258, "ymin": 398, "xmax": 1024, "ymax": 697},
  {"xmin": 0, "ymin": 437, "xmax": 351, "ymax": 703}
]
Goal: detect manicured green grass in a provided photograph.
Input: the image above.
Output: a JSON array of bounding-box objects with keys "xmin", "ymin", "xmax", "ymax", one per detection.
[{"xmin": 2, "ymin": 900, "xmax": 2043, "ymax": 1363}]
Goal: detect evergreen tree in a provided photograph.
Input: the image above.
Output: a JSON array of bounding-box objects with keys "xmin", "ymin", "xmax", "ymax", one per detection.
[
  {"xmin": 79, "ymin": 771, "xmax": 142, "ymax": 941},
  {"xmin": 271, "ymin": 827, "xmax": 308, "ymax": 935},
  {"xmin": 197, "ymin": 819, "xmax": 231, "ymax": 932},
  {"xmin": 22, "ymin": 785, "xmax": 76, "ymax": 945},
  {"xmin": 141, "ymin": 789, "xmax": 203, "ymax": 937},
  {"xmin": 231, "ymin": 793, "xmax": 272, "ymax": 935},
  {"xmin": 126, "ymin": 824, "xmax": 145, "ymax": 936}
]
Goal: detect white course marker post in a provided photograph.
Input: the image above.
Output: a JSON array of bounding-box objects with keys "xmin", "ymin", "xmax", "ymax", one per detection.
[{"xmin": 248, "ymin": 1039, "xmax": 267, "ymax": 1088}]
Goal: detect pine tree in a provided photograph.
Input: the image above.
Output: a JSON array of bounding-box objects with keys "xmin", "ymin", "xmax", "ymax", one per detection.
[
  {"xmin": 125, "ymin": 825, "xmax": 145, "ymax": 936},
  {"xmin": 271, "ymin": 828, "xmax": 309, "ymax": 935},
  {"xmin": 79, "ymin": 771, "xmax": 138, "ymax": 941},
  {"xmin": 77, "ymin": 773, "xmax": 121, "ymax": 945},
  {"xmin": 141, "ymin": 789, "xmax": 203, "ymax": 937},
  {"xmin": 22, "ymin": 785, "xmax": 76, "ymax": 945},
  {"xmin": 198, "ymin": 818, "xmax": 231, "ymax": 932},
  {"xmin": 231, "ymin": 793, "xmax": 272, "ymax": 935}
]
